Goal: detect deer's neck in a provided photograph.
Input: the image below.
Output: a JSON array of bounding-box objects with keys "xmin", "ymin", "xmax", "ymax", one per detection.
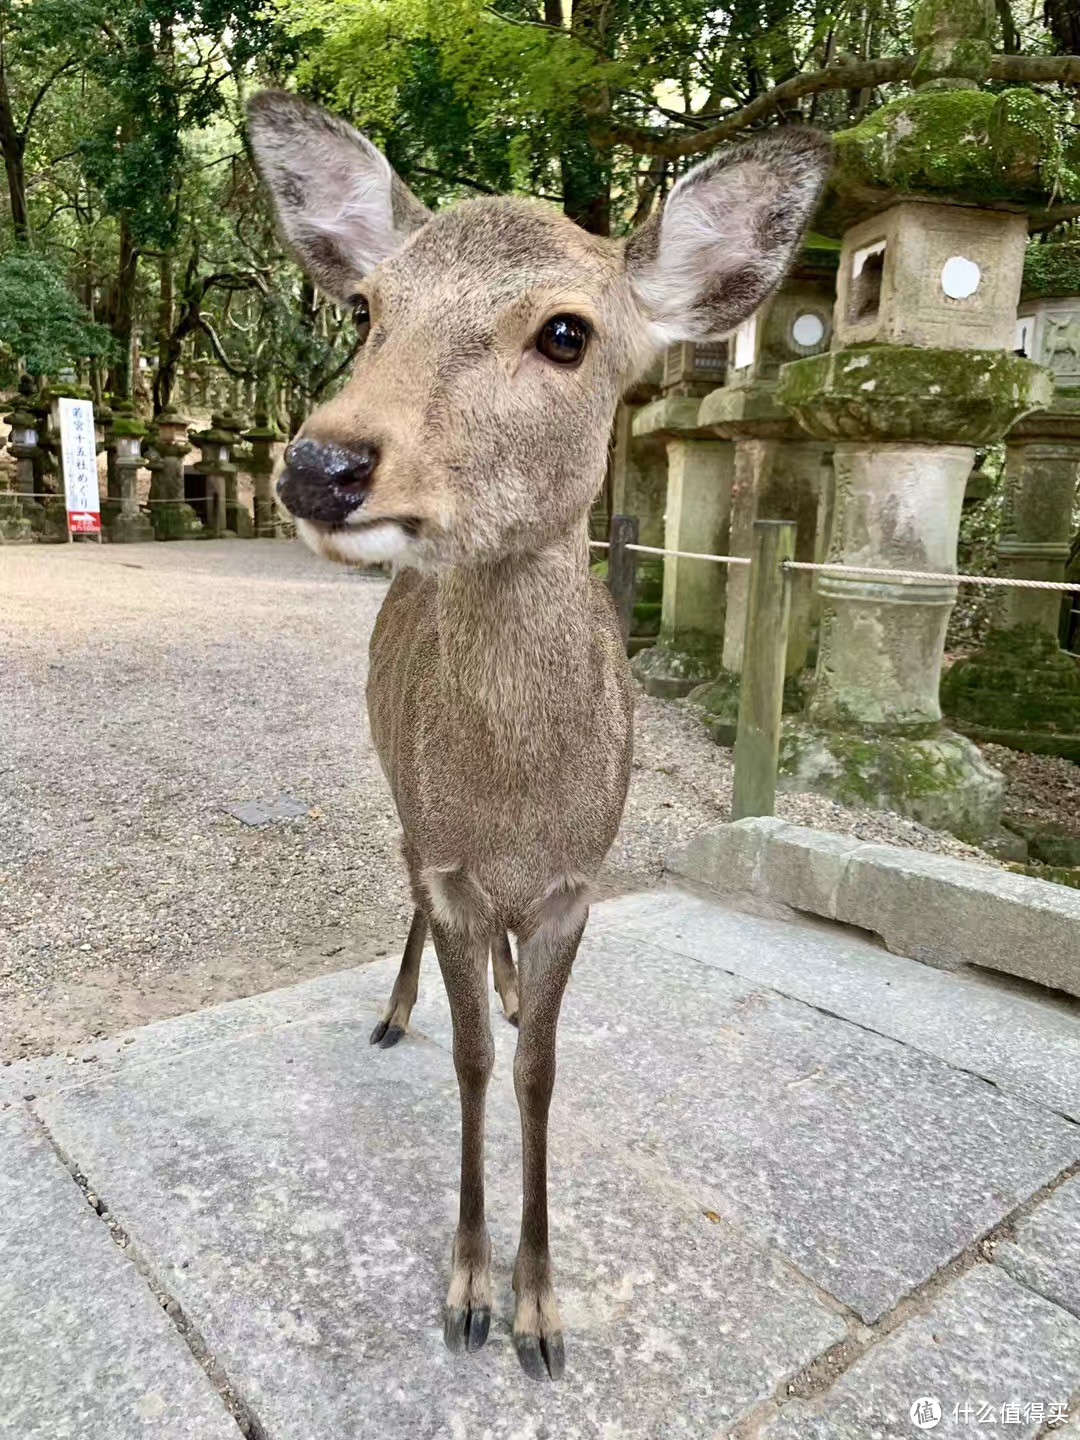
[{"xmin": 436, "ymin": 521, "xmax": 593, "ymax": 744}]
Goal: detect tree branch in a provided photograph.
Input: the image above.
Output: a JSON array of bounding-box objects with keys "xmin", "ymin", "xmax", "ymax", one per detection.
[
  {"xmin": 195, "ymin": 316, "xmax": 251, "ymax": 378},
  {"xmin": 589, "ymin": 55, "xmax": 914, "ymax": 158},
  {"xmin": 19, "ymin": 58, "xmax": 79, "ymax": 141},
  {"xmin": 590, "ymin": 50, "xmax": 1080, "ymax": 161}
]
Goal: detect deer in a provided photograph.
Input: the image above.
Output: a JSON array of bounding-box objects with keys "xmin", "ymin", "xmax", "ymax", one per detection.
[{"xmin": 247, "ymin": 90, "xmax": 829, "ymax": 1382}]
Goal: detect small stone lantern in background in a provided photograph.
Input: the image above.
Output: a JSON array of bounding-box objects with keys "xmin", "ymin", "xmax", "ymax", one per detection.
[
  {"xmin": 148, "ymin": 408, "xmax": 203, "ymax": 540},
  {"xmin": 243, "ymin": 410, "xmax": 284, "ymax": 538},
  {"xmin": 104, "ymin": 402, "xmax": 155, "ymax": 543},
  {"xmin": 4, "ymin": 379, "xmax": 42, "ymax": 536},
  {"xmin": 192, "ymin": 414, "xmax": 237, "ymax": 538},
  {"xmin": 689, "ymin": 240, "xmax": 838, "ymax": 741},
  {"xmin": 0, "ymin": 414, "xmax": 31, "ymax": 542},
  {"xmin": 775, "ymin": 0, "xmax": 1061, "ymax": 846},
  {"xmin": 216, "ymin": 409, "xmax": 253, "ymax": 537},
  {"xmin": 942, "ymin": 238, "xmax": 1080, "ymax": 760}
]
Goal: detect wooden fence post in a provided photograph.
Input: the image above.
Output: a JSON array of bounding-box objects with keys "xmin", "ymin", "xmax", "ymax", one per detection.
[
  {"xmin": 608, "ymin": 513, "xmax": 639, "ymax": 648},
  {"xmin": 732, "ymin": 519, "xmax": 795, "ymax": 821}
]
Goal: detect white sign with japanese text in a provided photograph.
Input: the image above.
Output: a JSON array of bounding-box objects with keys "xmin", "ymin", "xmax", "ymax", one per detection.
[{"xmin": 58, "ymin": 397, "xmax": 101, "ymax": 536}]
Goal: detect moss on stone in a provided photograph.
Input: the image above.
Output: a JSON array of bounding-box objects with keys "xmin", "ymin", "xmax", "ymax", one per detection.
[
  {"xmin": 778, "ymin": 346, "xmax": 1053, "ymax": 445},
  {"xmin": 829, "ymin": 88, "xmax": 1076, "ymax": 218},
  {"xmin": 941, "ymin": 625, "xmax": 1080, "ymax": 735},
  {"xmin": 779, "ymin": 718, "xmax": 1006, "ymax": 841},
  {"xmin": 630, "ymin": 630, "xmax": 724, "ymax": 698}
]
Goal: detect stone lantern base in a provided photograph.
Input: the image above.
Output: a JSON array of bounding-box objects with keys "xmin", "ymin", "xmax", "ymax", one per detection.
[
  {"xmin": 942, "ymin": 625, "xmax": 1080, "ymax": 761},
  {"xmin": 0, "ymin": 492, "xmax": 32, "ymax": 541},
  {"xmin": 778, "ymin": 719, "xmax": 1010, "ymax": 846},
  {"xmin": 108, "ymin": 509, "xmax": 156, "ymax": 544},
  {"xmin": 151, "ymin": 499, "xmax": 203, "ymax": 541}
]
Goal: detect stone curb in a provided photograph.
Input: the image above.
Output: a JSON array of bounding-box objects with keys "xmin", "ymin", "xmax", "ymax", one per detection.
[{"xmin": 666, "ymin": 817, "xmax": 1080, "ymax": 997}]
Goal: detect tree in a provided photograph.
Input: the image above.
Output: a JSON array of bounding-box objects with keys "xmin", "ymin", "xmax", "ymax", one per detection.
[{"xmin": 0, "ymin": 249, "xmax": 112, "ymax": 384}]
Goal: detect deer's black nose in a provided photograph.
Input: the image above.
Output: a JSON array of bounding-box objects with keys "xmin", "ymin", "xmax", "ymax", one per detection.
[{"xmin": 277, "ymin": 438, "xmax": 380, "ymax": 525}]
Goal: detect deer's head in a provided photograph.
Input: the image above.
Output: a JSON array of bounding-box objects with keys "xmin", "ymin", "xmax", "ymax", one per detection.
[{"xmin": 248, "ymin": 93, "xmax": 830, "ymax": 571}]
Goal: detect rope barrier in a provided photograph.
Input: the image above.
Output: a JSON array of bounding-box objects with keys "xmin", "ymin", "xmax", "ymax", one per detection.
[
  {"xmin": 785, "ymin": 559, "xmax": 1080, "ymax": 593},
  {"xmin": 625, "ymin": 542, "xmax": 751, "ymax": 565},
  {"xmin": 592, "ymin": 533, "xmax": 1079, "ymax": 594}
]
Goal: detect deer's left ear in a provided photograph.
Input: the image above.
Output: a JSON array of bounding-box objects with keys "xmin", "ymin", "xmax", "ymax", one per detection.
[{"xmin": 626, "ymin": 128, "xmax": 832, "ymax": 344}]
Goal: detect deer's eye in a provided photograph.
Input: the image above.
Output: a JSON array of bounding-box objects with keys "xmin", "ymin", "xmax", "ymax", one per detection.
[
  {"xmin": 348, "ymin": 294, "xmax": 371, "ymax": 344},
  {"xmin": 537, "ymin": 314, "xmax": 589, "ymax": 366}
]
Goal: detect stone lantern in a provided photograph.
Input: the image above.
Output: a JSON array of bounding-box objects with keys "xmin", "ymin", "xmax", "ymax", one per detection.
[
  {"xmin": 148, "ymin": 409, "xmax": 203, "ymax": 540},
  {"xmin": 216, "ymin": 409, "xmax": 253, "ymax": 537},
  {"xmin": 4, "ymin": 378, "xmax": 42, "ymax": 536},
  {"xmin": 0, "ymin": 416, "xmax": 30, "ymax": 542},
  {"xmin": 192, "ymin": 414, "xmax": 237, "ymax": 538},
  {"xmin": 242, "ymin": 410, "xmax": 284, "ymax": 539},
  {"xmin": 628, "ymin": 394, "xmax": 734, "ymax": 696},
  {"xmin": 688, "ymin": 240, "xmax": 838, "ymax": 740},
  {"xmin": 103, "ymin": 402, "xmax": 155, "ymax": 543},
  {"xmin": 607, "ymin": 356, "xmax": 664, "ymax": 647},
  {"xmin": 941, "ymin": 238, "xmax": 1080, "ymax": 759},
  {"xmin": 774, "ymin": 0, "xmax": 1061, "ymax": 844}
]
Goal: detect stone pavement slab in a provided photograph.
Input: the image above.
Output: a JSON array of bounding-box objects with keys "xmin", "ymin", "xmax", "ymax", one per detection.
[
  {"xmin": 0, "ymin": 1106, "xmax": 238, "ymax": 1440},
  {"xmin": 601, "ymin": 888, "xmax": 1080, "ymax": 1122},
  {"xmin": 33, "ymin": 1008, "xmax": 846, "ymax": 1439},
  {"xmin": 997, "ymin": 1174, "xmax": 1080, "ymax": 1321},
  {"xmin": 759, "ymin": 1264, "xmax": 1080, "ymax": 1439},
  {"xmin": 12, "ymin": 887, "xmax": 1080, "ymax": 1437}
]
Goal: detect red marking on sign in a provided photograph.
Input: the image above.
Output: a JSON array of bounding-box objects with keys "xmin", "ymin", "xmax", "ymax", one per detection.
[{"xmin": 68, "ymin": 511, "xmax": 101, "ymax": 534}]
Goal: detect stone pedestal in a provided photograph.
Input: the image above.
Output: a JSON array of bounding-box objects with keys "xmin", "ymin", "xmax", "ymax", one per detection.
[
  {"xmin": 242, "ymin": 412, "xmax": 284, "ymax": 539},
  {"xmin": 628, "ymin": 397, "xmax": 734, "ymax": 697},
  {"xmin": 777, "ymin": 346, "xmax": 1051, "ymax": 841},
  {"xmin": 148, "ymin": 410, "xmax": 202, "ymax": 540}
]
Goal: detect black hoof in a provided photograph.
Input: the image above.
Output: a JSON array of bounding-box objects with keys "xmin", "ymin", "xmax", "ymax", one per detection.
[
  {"xmin": 444, "ymin": 1305, "xmax": 490, "ymax": 1354},
  {"xmin": 369, "ymin": 1019, "xmax": 388, "ymax": 1045},
  {"xmin": 378, "ymin": 1024, "xmax": 406, "ymax": 1049},
  {"xmin": 514, "ymin": 1330, "xmax": 565, "ymax": 1381}
]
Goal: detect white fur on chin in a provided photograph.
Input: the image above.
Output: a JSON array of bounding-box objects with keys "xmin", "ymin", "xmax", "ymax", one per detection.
[{"xmin": 296, "ymin": 516, "xmax": 415, "ymax": 567}]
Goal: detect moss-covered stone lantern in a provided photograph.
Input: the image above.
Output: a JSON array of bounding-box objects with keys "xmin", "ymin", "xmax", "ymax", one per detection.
[
  {"xmin": 688, "ymin": 239, "xmax": 839, "ymax": 741},
  {"xmin": 3, "ymin": 377, "xmax": 41, "ymax": 537},
  {"xmin": 192, "ymin": 414, "xmax": 238, "ymax": 539},
  {"xmin": 627, "ymin": 394, "xmax": 734, "ymax": 697},
  {"xmin": 942, "ymin": 237, "xmax": 1080, "ymax": 759},
  {"xmin": 102, "ymin": 401, "xmax": 154, "ymax": 543},
  {"xmin": 148, "ymin": 409, "xmax": 203, "ymax": 540},
  {"xmin": 242, "ymin": 410, "xmax": 284, "ymax": 539},
  {"xmin": 774, "ymin": 0, "xmax": 1066, "ymax": 843}
]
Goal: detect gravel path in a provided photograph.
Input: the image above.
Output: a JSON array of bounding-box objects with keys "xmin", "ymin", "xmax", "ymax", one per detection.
[{"xmin": 0, "ymin": 540, "xmax": 1015, "ymax": 1060}]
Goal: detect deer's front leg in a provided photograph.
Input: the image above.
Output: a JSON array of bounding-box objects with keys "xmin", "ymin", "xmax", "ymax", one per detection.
[
  {"xmin": 430, "ymin": 915, "xmax": 495, "ymax": 1355},
  {"xmin": 511, "ymin": 913, "xmax": 585, "ymax": 1381}
]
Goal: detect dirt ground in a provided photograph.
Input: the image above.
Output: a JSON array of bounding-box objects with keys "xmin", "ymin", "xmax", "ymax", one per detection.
[{"xmin": 0, "ymin": 539, "xmax": 1061, "ymax": 1064}]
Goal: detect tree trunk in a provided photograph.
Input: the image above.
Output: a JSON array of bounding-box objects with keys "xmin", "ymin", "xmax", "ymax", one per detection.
[
  {"xmin": 106, "ymin": 216, "xmax": 139, "ymax": 401},
  {"xmin": 153, "ymin": 252, "xmax": 177, "ymax": 414},
  {"xmin": 0, "ymin": 60, "xmax": 29, "ymax": 244},
  {"xmin": 561, "ymin": 0, "xmax": 613, "ymax": 235}
]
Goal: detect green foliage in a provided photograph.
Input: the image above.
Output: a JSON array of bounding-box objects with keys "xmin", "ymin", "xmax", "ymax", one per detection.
[
  {"xmin": 0, "ymin": 250, "xmax": 113, "ymax": 384},
  {"xmin": 1024, "ymin": 238, "xmax": 1080, "ymax": 299}
]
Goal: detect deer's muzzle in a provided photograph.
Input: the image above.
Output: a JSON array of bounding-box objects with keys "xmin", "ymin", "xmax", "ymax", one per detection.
[{"xmin": 278, "ymin": 438, "xmax": 380, "ymax": 525}]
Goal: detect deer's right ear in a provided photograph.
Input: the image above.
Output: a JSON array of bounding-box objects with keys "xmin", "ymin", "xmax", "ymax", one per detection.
[
  {"xmin": 626, "ymin": 128, "xmax": 831, "ymax": 346},
  {"xmin": 246, "ymin": 91, "xmax": 432, "ymax": 301}
]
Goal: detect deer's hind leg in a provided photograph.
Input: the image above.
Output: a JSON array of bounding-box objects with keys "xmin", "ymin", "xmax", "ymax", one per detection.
[{"xmin": 370, "ymin": 907, "xmax": 427, "ymax": 1048}]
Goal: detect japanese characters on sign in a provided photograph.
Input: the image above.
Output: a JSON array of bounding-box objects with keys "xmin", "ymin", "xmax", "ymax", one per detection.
[{"xmin": 58, "ymin": 397, "xmax": 101, "ymax": 537}]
